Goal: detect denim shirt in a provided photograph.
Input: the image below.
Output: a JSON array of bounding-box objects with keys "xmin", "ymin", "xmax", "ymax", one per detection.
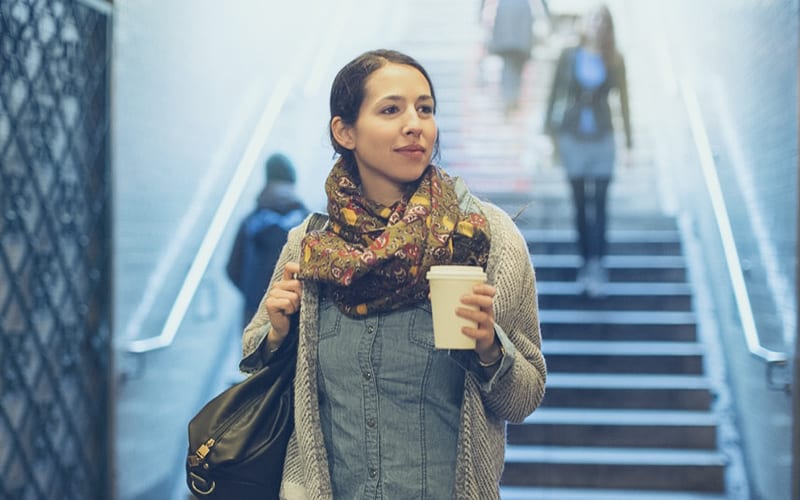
[{"xmin": 317, "ymin": 291, "xmax": 465, "ymax": 499}]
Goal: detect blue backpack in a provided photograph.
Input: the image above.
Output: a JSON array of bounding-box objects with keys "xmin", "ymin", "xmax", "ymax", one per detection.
[{"xmin": 230, "ymin": 208, "xmax": 307, "ymax": 315}]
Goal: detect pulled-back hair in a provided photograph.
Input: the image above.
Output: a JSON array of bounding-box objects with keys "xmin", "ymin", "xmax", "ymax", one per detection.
[
  {"xmin": 580, "ymin": 4, "xmax": 618, "ymax": 67},
  {"xmin": 328, "ymin": 49, "xmax": 440, "ymax": 167}
]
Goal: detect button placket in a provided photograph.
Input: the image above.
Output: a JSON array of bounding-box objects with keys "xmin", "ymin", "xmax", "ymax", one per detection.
[{"xmin": 361, "ymin": 318, "xmax": 380, "ymax": 494}]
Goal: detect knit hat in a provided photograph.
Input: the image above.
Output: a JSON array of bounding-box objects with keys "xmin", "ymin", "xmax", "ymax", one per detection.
[{"xmin": 265, "ymin": 153, "xmax": 297, "ymax": 184}]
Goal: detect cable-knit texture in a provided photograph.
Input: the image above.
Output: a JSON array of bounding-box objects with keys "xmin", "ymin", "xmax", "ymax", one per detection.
[{"xmin": 241, "ymin": 196, "xmax": 546, "ymax": 500}]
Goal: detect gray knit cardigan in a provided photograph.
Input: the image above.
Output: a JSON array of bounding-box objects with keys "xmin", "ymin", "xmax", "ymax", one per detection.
[{"xmin": 240, "ymin": 191, "xmax": 547, "ymax": 500}]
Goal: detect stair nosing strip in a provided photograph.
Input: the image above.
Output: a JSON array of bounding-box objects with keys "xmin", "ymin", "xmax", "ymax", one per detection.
[
  {"xmin": 499, "ymin": 486, "xmax": 729, "ymax": 500},
  {"xmin": 540, "ymin": 309, "xmax": 696, "ymax": 324},
  {"xmin": 504, "ymin": 445, "xmax": 727, "ymax": 466},
  {"xmin": 545, "ymin": 373, "xmax": 712, "ymax": 389},
  {"xmin": 542, "ymin": 340, "xmax": 705, "ymax": 355},
  {"xmin": 522, "ymin": 408, "xmax": 719, "ymax": 426}
]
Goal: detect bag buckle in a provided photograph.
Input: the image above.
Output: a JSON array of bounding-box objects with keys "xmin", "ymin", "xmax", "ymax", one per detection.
[{"xmin": 189, "ymin": 472, "xmax": 216, "ymax": 496}]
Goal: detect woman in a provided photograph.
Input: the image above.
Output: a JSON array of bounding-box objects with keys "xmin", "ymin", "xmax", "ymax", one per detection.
[
  {"xmin": 240, "ymin": 49, "xmax": 546, "ymax": 499},
  {"xmin": 543, "ymin": 4, "xmax": 633, "ymax": 297}
]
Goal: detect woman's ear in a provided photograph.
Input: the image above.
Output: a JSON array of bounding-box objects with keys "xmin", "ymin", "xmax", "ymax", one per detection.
[{"xmin": 331, "ymin": 116, "xmax": 355, "ymax": 150}]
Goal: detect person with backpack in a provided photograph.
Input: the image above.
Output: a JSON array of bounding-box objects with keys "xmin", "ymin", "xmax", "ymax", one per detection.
[{"xmin": 226, "ymin": 153, "xmax": 309, "ymax": 329}]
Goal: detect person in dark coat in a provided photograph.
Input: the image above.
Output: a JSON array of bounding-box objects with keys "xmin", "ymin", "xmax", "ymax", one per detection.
[
  {"xmin": 487, "ymin": 0, "xmax": 535, "ymax": 114},
  {"xmin": 226, "ymin": 153, "xmax": 309, "ymax": 328},
  {"xmin": 543, "ymin": 4, "xmax": 632, "ymax": 297}
]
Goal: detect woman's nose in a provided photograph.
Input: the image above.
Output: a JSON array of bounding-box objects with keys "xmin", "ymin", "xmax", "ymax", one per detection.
[{"xmin": 403, "ymin": 112, "xmax": 422, "ymax": 136}]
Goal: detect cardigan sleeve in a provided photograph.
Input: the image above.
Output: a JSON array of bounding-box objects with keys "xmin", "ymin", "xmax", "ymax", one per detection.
[{"xmin": 475, "ymin": 203, "xmax": 547, "ymax": 423}]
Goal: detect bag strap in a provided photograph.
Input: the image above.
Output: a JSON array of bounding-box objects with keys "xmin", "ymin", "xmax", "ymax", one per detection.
[{"xmin": 306, "ymin": 211, "xmax": 329, "ymax": 232}]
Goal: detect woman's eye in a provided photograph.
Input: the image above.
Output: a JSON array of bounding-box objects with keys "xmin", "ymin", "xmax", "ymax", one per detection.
[
  {"xmin": 381, "ymin": 105, "xmax": 399, "ymax": 114},
  {"xmin": 418, "ymin": 105, "xmax": 434, "ymax": 115}
]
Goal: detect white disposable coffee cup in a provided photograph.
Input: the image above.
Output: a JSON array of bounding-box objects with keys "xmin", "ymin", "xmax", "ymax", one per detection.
[{"xmin": 426, "ymin": 265, "xmax": 487, "ymax": 349}]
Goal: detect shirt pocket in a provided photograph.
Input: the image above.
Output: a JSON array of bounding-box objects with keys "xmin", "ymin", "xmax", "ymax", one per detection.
[
  {"xmin": 318, "ymin": 294, "xmax": 342, "ymax": 341},
  {"xmin": 408, "ymin": 302, "xmax": 435, "ymax": 350}
]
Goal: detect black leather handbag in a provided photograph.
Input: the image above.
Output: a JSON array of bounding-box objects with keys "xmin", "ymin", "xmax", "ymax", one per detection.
[
  {"xmin": 186, "ymin": 331, "xmax": 297, "ymax": 499},
  {"xmin": 186, "ymin": 212, "xmax": 327, "ymax": 499}
]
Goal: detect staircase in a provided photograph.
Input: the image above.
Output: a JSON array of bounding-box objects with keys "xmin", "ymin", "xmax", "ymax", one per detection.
[
  {"xmin": 435, "ymin": 57, "xmax": 737, "ymax": 500},
  {"xmin": 401, "ymin": 1, "xmax": 742, "ymax": 496},
  {"xmin": 497, "ymin": 205, "xmax": 731, "ymax": 499}
]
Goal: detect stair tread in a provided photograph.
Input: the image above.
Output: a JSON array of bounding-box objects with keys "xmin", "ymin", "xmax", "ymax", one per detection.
[
  {"xmin": 541, "ymin": 309, "xmax": 696, "ymax": 324},
  {"xmin": 533, "ymin": 254, "xmax": 686, "ymax": 267},
  {"xmin": 538, "ymin": 281, "xmax": 692, "ymax": 294},
  {"xmin": 543, "ymin": 340, "xmax": 704, "ymax": 356},
  {"xmin": 523, "ymin": 408, "xmax": 718, "ymax": 426},
  {"xmin": 522, "ymin": 228, "xmax": 681, "ymax": 243},
  {"xmin": 500, "ymin": 486, "xmax": 728, "ymax": 500},
  {"xmin": 505, "ymin": 445, "xmax": 727, "ymax": 466},
  {"xmin": 547, "ymin": 373, "xmax": 711, "ymax": 389}
]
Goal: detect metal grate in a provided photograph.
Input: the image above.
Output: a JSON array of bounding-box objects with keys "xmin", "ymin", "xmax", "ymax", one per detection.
[{"xmin": 0, "ymin": 1, "xmax": 112, "ymax": 499}]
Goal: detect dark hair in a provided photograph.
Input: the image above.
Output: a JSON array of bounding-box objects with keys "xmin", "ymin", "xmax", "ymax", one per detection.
[
  {"xmin": 579, "ymin": 4, "xmax": 618, "ymax": 67},
  {"xmin": 328, "ymin": 49, "xmax": 441, "ymax": 167}
]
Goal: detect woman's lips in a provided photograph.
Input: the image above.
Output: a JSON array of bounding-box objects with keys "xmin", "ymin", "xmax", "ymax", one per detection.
[{"xmin": 396, "ymin": 145, "xmax": 426, "ymax": 160}]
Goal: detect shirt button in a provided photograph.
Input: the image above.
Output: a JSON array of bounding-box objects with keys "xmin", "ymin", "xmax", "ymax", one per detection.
[
  {"xmin": 367, "ymin": 325, "xmax": 374, "ymax": 334},
  {"xmin": 366, "ymin": 418, "xmax": 376, "ymax": 428},
  {"xmin": 369, "ymin": 468, "xmax": 377, "ymax": 479},
  {"xmin": 363, "ymin": 372, "xmax": 372, "ymax": 380}
]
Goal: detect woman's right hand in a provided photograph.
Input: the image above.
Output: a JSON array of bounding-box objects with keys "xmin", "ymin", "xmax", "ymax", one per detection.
[{"xmin": 265, "ymin": 262, "xmax": 303, "ymax": 343}]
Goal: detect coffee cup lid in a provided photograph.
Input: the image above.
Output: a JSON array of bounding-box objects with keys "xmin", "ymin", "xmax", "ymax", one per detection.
[{"xmin": 426, "ymin": 265, "xmax": 487, "ymax": 280}]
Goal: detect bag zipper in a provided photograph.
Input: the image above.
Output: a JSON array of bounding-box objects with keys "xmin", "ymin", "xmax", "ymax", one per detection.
[{"xmin": 188, "ymin": 437, "xmax": 215, "ymax": 468}]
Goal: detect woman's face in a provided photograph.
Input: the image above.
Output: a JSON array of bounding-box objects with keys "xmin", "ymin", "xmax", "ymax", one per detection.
[
  {"xmin": 334, "ymin": 62, "xmax": 437, "ymax": 205},
  {"xmin": 583, "ymin": 9, "xmax": 606, "ymax": 46}
]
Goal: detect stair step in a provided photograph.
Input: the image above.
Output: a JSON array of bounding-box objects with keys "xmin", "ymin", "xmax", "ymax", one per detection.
[
  {"xmin": 510, "ymin": 408, "xmax": 718, "ymax": 449},
  {"xmin": 513, "ymin": 209, "xmax": 681, "ymax": 229},
  {"xmin": 500, "ymin": 486, "xmax": 728, "ymax": 500},
  {"xmin": 502, "ymin": 446, "xmax": 727, "ymax": 492},
  {"xmin": 540, "ymin": 310, "xmax": 697, "ymax": 342},
  {"xmin": 532, "ymin": 254, "xmax": 687, "ymax": 283},
  {"xmin": 523, "ymin": 229, "xmax": 682, "ymax": 256},
  {"xmin": 488, "ymin": 194, "xmax": 678, "ymax": 225},
  {"xmin": 522, "ymin": 228, "xmax": 684, "ymax": 241},
  {"xmin": 542, "ymin": 373, "xmax": 714, "ymax": 410},
  {"xmin": 543, "ymin": 340, "xmax": 705, "ymax": 375},
  {"xmin": 537, "ymin": 282, "xmax": 693, "ymax": 311}
]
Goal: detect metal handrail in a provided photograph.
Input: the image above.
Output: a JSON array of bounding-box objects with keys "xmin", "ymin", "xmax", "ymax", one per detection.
[
  {"xmin": 124, "ymin": 0, "xmax": 358, "ymax": 355},
  {"xmin": 681, "ymin": 79, "xmax": 789, "ymax": 377},
  {"xmin": 77, "ymin": 0, "xmax": 112, "ymax": 14},
  {"xmin": 126, "ymin": 77, "xmax": 292, "ymax": 354}
]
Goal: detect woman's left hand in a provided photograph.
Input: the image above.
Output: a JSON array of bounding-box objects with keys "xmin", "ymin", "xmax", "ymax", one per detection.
[{"xmin": 456, "ymin": 283, "xmax": 500, "ymax": 360}]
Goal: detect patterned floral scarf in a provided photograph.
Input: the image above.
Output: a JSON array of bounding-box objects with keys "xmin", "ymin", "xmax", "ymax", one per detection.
[{"xmin": 298, "ymin": 159, "xmax": 491, "ymax": 317}]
